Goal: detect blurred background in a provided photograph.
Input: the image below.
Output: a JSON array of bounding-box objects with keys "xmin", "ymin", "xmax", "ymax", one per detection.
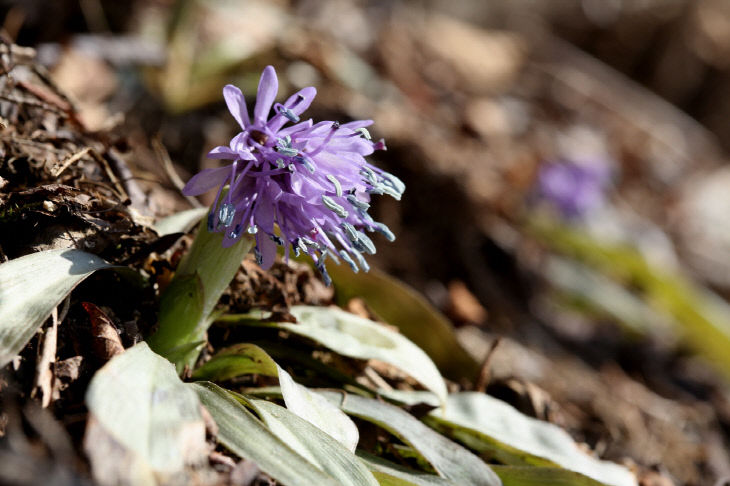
[{"xmin": 3, "ymin": 0, "xmax": 730, "ymax": 483}]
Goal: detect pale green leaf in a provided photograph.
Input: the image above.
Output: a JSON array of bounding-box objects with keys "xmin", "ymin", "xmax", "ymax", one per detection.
[
  {"xmin": 491, "ymin": 465, "xmax": 609, "ymax": 486},
  {"xmin": 0, "ymin": 249, "xmax": 110, "ymax": 368},
  {"xmin": 358, "ymin": 452, "xmax": 456, "ymax": 486},
  {"xmin": 191, "ymin": 344, "xmax": 359, "ymax": 451},
  {"xmin": 85, "ymin": 343, "xmax": 206, "ymax": 477},
  {"xmin": 153, "ymin": 207, "xmax": 209, "ymax": 236},
  {"xmin": 319, "ymin": 392, "xmax": 501, "ymax": 486},
  {"xmin": 192, "ymin": 343, "xmax": 279, "ymax": 380},
  {"xmin": 282, "ymin": 305, "xmax": 448, "ymax": 405},
  {"xmin": 277, "ymin": 365, "xmax": 359, "ymax": 452},
  {"xmin": 427, "ymin": 393, "xmax": 636, "ymax": 486},
  {"xmin": 244, "ymin": 396, "xmax": 379, "ymax": 486},
  {"xmin": 327, "ymin": 265, "xmax": 478, "ymax": 381},
  {"xmin": 192, "ymin": 382, "xmax": 338, "ymax": 486}
]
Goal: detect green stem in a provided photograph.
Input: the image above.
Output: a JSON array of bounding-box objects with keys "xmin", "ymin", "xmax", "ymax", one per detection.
[{"xmin": 147, "ymin": 216, "xmax": 254, "ymax": 372}]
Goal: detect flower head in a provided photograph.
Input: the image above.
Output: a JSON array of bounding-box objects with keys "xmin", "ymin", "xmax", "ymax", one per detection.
[
  {"xmin": 183, "ymin": 66, "xmax": 403, "ymax": 284},
  {"xmin": 536, "ymin": 158, "xmax": 611, "ymax": 219}
]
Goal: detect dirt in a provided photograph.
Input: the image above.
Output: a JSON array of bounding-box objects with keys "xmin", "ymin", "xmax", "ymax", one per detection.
[{"xmin": 1, "ymin": 1, "xmax": 730, "ymax": 485}]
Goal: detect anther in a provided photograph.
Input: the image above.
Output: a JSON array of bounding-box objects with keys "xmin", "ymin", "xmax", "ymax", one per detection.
[
  {"xmin": 346, "ymin": 194, "xmax": 370, "ymax": 211},
  {"xmin": 218, "ymin": 203, "xmax": 236, "ymax": 227},
  {"xmin": 321, "ymin": 195, "xmax": 348, "ymax": 218},
  {"xmin": 327, "ymin": 174, "xmax": 343, "ymax": 197}
]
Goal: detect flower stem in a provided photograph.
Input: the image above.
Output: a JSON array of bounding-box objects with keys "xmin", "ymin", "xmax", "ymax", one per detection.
[{"xmin": 147, "ymin": 215, "xmax": 253, "ymax": 372}]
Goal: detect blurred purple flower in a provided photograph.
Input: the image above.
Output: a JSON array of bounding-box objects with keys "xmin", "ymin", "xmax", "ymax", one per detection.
[
  {"xmin": 537, "ymin": 159, "xmax": 611, "ymax": 219},
  {"xmin": 183, "ymin": 66, "xmax": 403, "ymax": 284}
]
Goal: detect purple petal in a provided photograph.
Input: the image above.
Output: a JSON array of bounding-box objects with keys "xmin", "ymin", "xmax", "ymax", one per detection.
[
  {"xmin": 182, "ymin": 165, "xmax": 231, "ymax": 196},
  {"xmin": 278, "ymin": 119, "xmax": 313, "ymax": 137},
  {"xmin": 341, "ymin": 120, "xmax": 373, "ymax": 129},
  {"xmin": 254, "ymin": 66, "xmax": 278, "ymax": 125},
  {"xmin": 268, "ymin": 87, "xmax": 317, "ymax": 131},
  {"xmin": 223, "ymin": 85, "xmax": 251, "ymax": 129},
  {"xmin": 207, "ymin": 145, "xmax": 238, "ymax": 159},
  {"xmin": 258, "ymin": 234, "xmax": 277, "ymax": 269}
]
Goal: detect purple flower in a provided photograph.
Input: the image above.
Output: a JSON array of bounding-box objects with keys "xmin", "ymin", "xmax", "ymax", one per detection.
[
  {"xmin": 537, "ymin": 159, "xmax": 611, "ymax": 219},
  {"xmin": 183, "ymin": 66, "xmax": 403, "ymax": 284}
]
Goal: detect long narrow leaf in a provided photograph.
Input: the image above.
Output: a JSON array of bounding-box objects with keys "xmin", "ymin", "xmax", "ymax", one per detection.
[
  {"xmin": 319, "ymin": 392, "xmax": 501, "ymax": 486},
  {"xmin": 243, "ymin": 396, "xmax": 379, "ymax": 486},
  {"xmin": 427, "ymin": 393, "xmax": 637, "ymax": 486},
  {"xmin": 0, "ymin": 249, "xmax": 110, "ymax": 367},
  {"xmin": 84, "ymin": 343, "xmax": 207, "ymax": 481},
  {"xmin": 192, "ymin": 343, "xmax": 358, "ymax": 451},
  {"xmin": 222, "ymin": 305, "xmax": 448, "ymax": 405},
  {"xmin": 192, "ymin": 382, "xmax": 339, "ymax": 486}
]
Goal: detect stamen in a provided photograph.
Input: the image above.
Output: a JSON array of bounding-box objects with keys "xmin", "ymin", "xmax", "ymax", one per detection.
[
  {"xmin": 247, "ymin": 225, "xmax": 258, "ymax": 234},
  {"xmin": 275, "ymin": 103, "xmax": 300, "ymax": 123},
  {"xmin": 306, "ymin": 122, "xmax": 340, "ymax": 157},
  {"xmin": 356, "ymin": 127, "xmax": 371, "ymax": 140},
  {"xmin": 275, "ymin": 146, "xmax": 298, "ymax": 157},
  {"xmin": 339, "ymin": 250, "xmax": 359, "ymax": 273},
  {"xmin": 356, "ymin": 231, "xmax": 376, "ymax": 255},
  {"xmin": 374, "ymin": 222, "xmax": 396, "ymax": 242},
  {"xmin": 350, "ymin": 248, "xmax": 370, "ymax": 272},
  {"xmin": 327, "ymin": 174, "xmax": 343, "ymax": 197},
  {"xmin": 316, "ymin": 261, "xmax": 332, "ymax": 287},
  {"xmin": 276, "ymin": 136, "xmax": 298, "ymax": 157},
  {"xmin": 341, "ymin": 222, "xmax": 358, "ymax": 242},
  {"xmin": 346, "ymin": 194, "xmax": 370, "ymax": 211},
  {"xmin": 373, "ymin": 138, "xmax": 387, "ymax": 151},
  {"xmin": 229, "ymin": 224, "xmax": 243, "ymax": 239},
  {"xmin": 381, "ymin": 172, "xmax": 406, "ymax": 194},
  {"xmin": 276, "ymin": 158, "xmax": 286, "ymax": 169},
  {"xmin": 361, "ymin": 167, "xmax": 378, "ymax": 185},
  {"xmin": 322, "ymin": 195, "xmax": 348, "ymax": 218},
  {"xmin": 218, "ymin": 203, "xmax": 236, "ymax": 227},
  {"xmin": 254, "ymin": 247, "xmax": 263, "ymax": 265},
  {"xmin": 270, "ymin": 234, "xmax": 284, "ymax": 246},
  {"xmin": 294, "ymin": 155, "xmax": 315, "ymax": 174},
  {"xmin": 207, "ymin": 212, "xmax": 216, "ymax": 232}
]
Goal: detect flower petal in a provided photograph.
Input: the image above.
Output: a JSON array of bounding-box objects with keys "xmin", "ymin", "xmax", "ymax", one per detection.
[
  {"xmin": 254, "ymin": 65, "xmax": 278, "ymax": 125},
  {"xmin": 258, "ymin": 234, "xmax": 277, "ymax": 269},
  {"xmin": 268, "ymin": 86, "xmax": 317, "ymax": 131},
  {"xmin": 223, "ymin": 85, "xmax": 251, "ymax": 129},
  {"xmin": 341, "ymin": 120, "xmax": 373, "ymax": 129},
  {"xmin": 182, "ymin": 165, "xmax": 231, "ymax": 196},
  {"xmin": 207, "ymin": 145, "xmax": 238, "ymax": 159}
]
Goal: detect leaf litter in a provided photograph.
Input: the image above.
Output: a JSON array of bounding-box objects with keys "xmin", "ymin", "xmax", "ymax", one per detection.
[{"xmin": 0, "ymin": 2, "xmax": 729, "ymax": 485}]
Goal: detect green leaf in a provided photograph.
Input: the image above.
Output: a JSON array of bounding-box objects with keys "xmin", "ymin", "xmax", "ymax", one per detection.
[
  {"xmin": 491, "ymin": 465, "xmax": 610, "ymax": 486},
  {"xmin": 192, "ymin": 382, "xmax": 339, "ymax": 486},
  {"xmin": 192, "ymin": 343, "xmax": 279, "ymax": 380},
  {"xmin": 153, "ymin": 207, "xmax": 209, "ymax": 236},
  {"xmin": 277, "ymin": 364, "xmax": 359, "ymax": 452},
  {"xmin": 224, "ymin": 305, "xmax": 448, "ymax": 405},
  {"xmin": 147, "ymin": 218, "xmax": 253, "ymax": 369},
  {"xmin": 84, "ymin": 343, "xmax": 206, "ymax": 480},
  {"xmin": 0, "ymin": 249, "xmax": 110, "ymax": 368},
  {"xmin": 531, "ymin": 221, "xmax": 730, "ymax": 380},
  {"xmin": 243, "ymin": 396, "xmax": 379, "ymax": 486},
  {"xmin": 192, "ymin": 343, "xmax": 359, "ymax": 451},
  {"xmin": 358, "ymin": 452, "xmax": 456, "ymax": 486},
  {"xmin": 427, "ymin": 393, "xmax": 636, "ymax": 486},
  {"xmin": 327, "ymin": 265, "xmax": 478, "ymax": 381},
  {"xmin": 319, "ymin": 392, "xmax": 501, "ymax": 486}
]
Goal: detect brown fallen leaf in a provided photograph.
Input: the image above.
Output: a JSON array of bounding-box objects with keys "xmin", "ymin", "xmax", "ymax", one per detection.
[
  {"xmin": 82, "ymin": 302, "xmax": 124, "ymax": 361},
  {"xmin": 32, "ymin": 306, "xmax": 59, "ymax": 408}
]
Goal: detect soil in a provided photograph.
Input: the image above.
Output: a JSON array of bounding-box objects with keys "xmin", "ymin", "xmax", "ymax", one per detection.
[{"xmin": 1, "ymin": 1, "xmax": 730, "ymax": 485}]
